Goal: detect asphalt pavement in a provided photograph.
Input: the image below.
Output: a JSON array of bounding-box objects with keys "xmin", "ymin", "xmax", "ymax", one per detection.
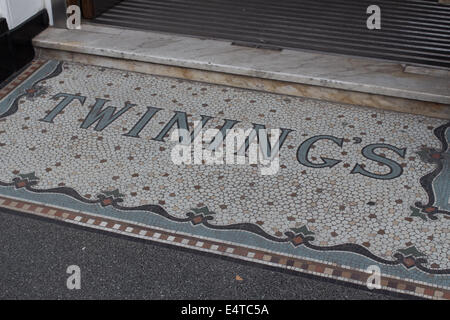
[{"xmin": 0, "ymin": 207, "xmax": 409, "ymax": 300}]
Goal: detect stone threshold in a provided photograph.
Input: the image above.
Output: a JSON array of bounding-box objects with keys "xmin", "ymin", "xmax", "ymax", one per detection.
[{"xmin": 33, "ymin": 25, "xmax": 450, "ymax": 119}]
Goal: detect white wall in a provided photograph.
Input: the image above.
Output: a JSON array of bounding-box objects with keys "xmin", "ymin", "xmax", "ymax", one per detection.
[
  {"xmin": 44, "ymin": 0, "xmax": 54, "ymax": 26},
  {"xmin": 0, "ymin": 0, "xmax": 53, "ymax": 29}
]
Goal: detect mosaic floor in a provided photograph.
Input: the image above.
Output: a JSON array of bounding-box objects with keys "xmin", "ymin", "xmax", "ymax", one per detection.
[{"xmin": 0, "ymin": 60, "xmax": 449, "ymax": 299}]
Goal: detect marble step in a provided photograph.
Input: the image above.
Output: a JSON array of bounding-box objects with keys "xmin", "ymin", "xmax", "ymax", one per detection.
[{"xmin": 33, "ymin": 25, "xmax": 450, "ymax": 119}]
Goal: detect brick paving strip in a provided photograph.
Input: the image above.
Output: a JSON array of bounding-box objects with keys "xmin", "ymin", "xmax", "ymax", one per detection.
[{"xmin": 0, "ymin": 60, "xmax": 449, "ymax": 299}]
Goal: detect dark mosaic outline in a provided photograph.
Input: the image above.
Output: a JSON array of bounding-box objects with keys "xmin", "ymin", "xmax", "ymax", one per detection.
[
  {"xmin": 414, "ymin": 121, "xmax": 450, "ymax": 219},
  {"xmin": 0, "ymin": 60, "xmax": 449, "ymax": 275}
]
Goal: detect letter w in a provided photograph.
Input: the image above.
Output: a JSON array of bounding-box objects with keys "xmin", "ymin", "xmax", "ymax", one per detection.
[{"xmin": 81, "ymin": 98, "xmax": 134, "ymax": 131}]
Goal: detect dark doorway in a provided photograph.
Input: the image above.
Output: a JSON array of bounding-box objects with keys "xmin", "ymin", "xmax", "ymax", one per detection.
[{"xmin": 91, "ymin": 0, "xmax": 450, "ymax": 68}]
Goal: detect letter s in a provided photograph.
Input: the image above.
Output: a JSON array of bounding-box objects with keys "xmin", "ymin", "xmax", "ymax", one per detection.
[{"xmin": 351, "ymin": 144, "xmax": 406, "ymax": 180}]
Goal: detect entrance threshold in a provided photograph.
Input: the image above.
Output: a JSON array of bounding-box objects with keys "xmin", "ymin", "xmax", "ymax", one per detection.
[{"xmin": 33, "ymin": 24, "xmax": 450, "ymax": 119}]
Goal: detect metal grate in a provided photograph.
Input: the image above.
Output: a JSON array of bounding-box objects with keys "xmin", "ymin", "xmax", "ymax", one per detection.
[{"xmin": 94, "ymin": 0, "xmax": 450, "ymax": 68}]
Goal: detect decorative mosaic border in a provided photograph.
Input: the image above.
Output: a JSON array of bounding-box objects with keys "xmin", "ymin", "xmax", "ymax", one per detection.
[
  {"xmin": 1, "ymin": 59, "xmax": 449, "ymax": 299},
  {"xmin": 414, "ymin": 121, "xmax": 450, "ymax": 219},
  {"xmin": 2, "ymin": 171, "xmax": 447, "ymax": 275},
  {"xmin": 0, "ymin": 60, "xmax": 62, "ymax": 119},
  {"xmin": 0, "ymin": 60, "xmax": 46, "ymax": 99},
  {"xmin": 0, "ymin": 194, "xmax": 448, "ymax": 300}
]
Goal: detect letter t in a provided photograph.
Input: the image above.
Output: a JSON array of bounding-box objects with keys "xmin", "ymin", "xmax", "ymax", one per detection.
[{"xmin": 40, "ymin": 93, "xmax": 86, "ymax": 123}]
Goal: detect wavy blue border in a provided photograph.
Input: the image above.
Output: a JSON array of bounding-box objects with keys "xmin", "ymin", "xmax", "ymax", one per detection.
[
  {"xmin": 0, "ymin": 60, "xmax": 60, "ymax": 117},
  {"xmin": 0, "ymin": 185, "xmax": 448, "ymax": 288}
]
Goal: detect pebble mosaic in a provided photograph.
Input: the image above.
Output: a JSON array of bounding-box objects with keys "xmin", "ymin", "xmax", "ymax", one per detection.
[{"xmin": 0, "ymin": 60, "xmax": 448, "ymax": 298}]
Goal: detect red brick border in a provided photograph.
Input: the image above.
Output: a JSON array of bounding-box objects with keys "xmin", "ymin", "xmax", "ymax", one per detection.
[{"xmin": 0, "ymin": 60, "xmax": 47, "ymax": 100}]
